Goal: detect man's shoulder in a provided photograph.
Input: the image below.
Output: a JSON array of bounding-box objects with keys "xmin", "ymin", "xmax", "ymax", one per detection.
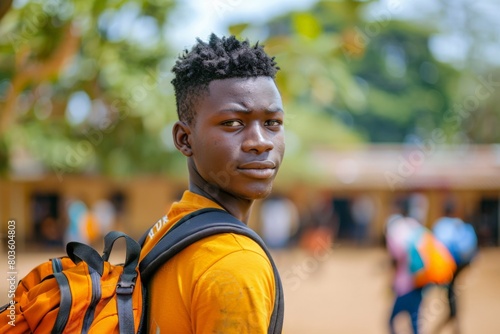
[
  {"xmin": 189, "ymin": 232, "xmax": 270, "ymax": 264},
  {"xmin": 193, "ymin": 234, "xmax": 274, "ymax": 285},
  {"xmin": 152, "ymin": 233, "xmax": 273, "ymax": 288}
]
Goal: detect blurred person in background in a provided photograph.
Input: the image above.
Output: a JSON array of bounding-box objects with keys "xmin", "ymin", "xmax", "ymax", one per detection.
[
  {"xmin": 260, "ymin": 194, "xmax": 299, "ymax": 249},
  {"xmin": 92, "ymin": 198, "xmax": 117, "ymax": 238},
  {"xmin": 385, "ymin": 198, "xmax": 457, "ymax": 334},
  {"xmin": 385, "ymin": 212, "xmax": 426, "ymax": 334},
  {"xmin": 64, "ymin": 199, "xmax": 89, "ymax": 244},
  {"xmin": 299, "ymin": 194, "xmax": 335, "ymax": 256},
  {"xmin": 432, "ymin": 201, "xmax": 478, "ymax": 333},
  {"xmin": 64, "ymin": 198, "xmax": 100, "ymax": 245},
  {"xmin": 350, "ymin": 194, "xmax": 375, "ymax": 246}
]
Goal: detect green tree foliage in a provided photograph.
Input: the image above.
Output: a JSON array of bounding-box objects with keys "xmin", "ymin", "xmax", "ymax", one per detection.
[
  {"xmin": 1, "ymin": 0, "xmax": 497, "ymax": 179},
  {"xmin": 244, "ymin": 1, "xmax": 463, "ymax": 146},
  {"xmin": 263, "ymin": 0, "xmax": 499, "ymax": 147},
  {"xmin": 0, "ymin": 0, "xmax": 179, "ymax": 177},
  {"xmin": 344, "ymin": 21, "xmax": 460, "ymax": 143}
]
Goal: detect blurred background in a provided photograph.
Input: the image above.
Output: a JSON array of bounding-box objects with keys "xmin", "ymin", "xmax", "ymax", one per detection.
[{"xmin": 0, "ymin": 0, "xmax": 499, "ymax": 333}]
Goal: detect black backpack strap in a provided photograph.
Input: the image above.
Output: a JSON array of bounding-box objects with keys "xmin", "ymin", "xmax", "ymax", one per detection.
[
  {"xmin": 139, "ymin": 208, "xmax": 284, "ymax": 334},
  {"xmin": 66, "ymin": 232, "xmax": 141, "ymax": 334},
  {"xmin": 103, "ymin": 231, "xmax": 141, "ymax": 334},
  {"xmin": 52, "ymin": 271, "xmax": 72, "ymax": 334}
]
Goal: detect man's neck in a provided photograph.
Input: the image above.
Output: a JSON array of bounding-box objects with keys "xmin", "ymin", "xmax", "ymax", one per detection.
[{"xmin": 188, "ymin": 183, "xmax": 253, "ymax": 223}]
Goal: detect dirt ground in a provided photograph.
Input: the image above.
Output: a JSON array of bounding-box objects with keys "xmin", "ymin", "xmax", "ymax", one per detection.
[
  {"xmin": 277, "ymin": 246, "xmax": 500, "ymax": 334},
  {"xmin": 2, "ymin": 246, "xmax": 499, "ymax": 333}
]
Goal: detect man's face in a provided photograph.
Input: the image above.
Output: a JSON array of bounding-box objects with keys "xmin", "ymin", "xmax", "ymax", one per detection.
[{"xmin": 188, "ymin": 76, "xmax": 285, "ymax": 200}]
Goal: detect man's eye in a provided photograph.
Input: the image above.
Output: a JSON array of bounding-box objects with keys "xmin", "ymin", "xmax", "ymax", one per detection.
[
  {"xmin": 222, "ymin": 120, "xmax": 242, "ymax": 127},
  {"xmin": 265, "ymin": 120, "xmax": 283, "ymax": 127}
]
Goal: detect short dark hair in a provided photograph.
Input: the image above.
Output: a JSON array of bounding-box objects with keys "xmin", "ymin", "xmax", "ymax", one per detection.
[{"xmin": 171, "ymin": 33, "xmax": 280, "ymax": 124}]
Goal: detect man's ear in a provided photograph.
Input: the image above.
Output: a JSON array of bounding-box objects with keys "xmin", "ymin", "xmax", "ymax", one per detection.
[{"xmin": 172, "ymin": 121, "xmax": 193, "ymax": 157}]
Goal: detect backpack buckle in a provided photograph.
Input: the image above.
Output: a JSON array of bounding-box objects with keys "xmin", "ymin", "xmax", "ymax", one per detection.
[{"xmin": 116, "ymin": 282, "xmax": 135, "ymax": 295}]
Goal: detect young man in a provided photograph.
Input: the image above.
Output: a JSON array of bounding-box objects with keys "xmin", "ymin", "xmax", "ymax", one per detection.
[{"xmin": 140, "ymin": 34, "xmax": 285, "ymax": 333}]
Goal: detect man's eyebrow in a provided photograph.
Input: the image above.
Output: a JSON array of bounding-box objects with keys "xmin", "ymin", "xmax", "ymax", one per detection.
[
  {"xmin": 265, "ymin": 107, "xmax": 284, "ymax": 113},
  {"xmin": 219, "ymin": 107, "xmax": 284, "ymax": 113}
]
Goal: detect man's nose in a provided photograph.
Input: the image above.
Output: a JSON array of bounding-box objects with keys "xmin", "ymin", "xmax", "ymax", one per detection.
[{"xmin": 242, "ymin": 122, "xmax": 274, "ymax": 154}]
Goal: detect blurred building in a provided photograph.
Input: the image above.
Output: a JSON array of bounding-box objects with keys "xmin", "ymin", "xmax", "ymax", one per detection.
[
  {"xmin": 306, "ymin": 144, "xmax": 500, "ymax": 246},
  {"xmin": 1, "ymin": 144, "xmax": 499, "ymax": 248}
]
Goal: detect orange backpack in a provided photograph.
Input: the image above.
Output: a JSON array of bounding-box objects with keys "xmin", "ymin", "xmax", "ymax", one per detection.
[
  {"xmin": 408, "ymin": 229, "xmax": 457, "ymax": 287},
  {"xmin": 0, "ymin": 231, "xmax": 143, "ymax": 333},
  {"xmin": 0, "ymin": 209, "xmax": 284, "ymax": 334}
]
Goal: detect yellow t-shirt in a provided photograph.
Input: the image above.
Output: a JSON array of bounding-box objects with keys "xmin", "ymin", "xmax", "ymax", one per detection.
[{"xmin": 140, "ymin": 191, "xmax": 276, "ymax": 334}]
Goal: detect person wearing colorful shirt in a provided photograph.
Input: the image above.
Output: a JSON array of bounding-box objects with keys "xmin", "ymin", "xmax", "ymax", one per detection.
[
  {"xmin": 432, "ymin": 203, "xmax": 478, "ymax": 333},
  {"xmin": 140, "ymin": 33, "xmax": 285, "ymax": 333},
  {"xmin": 385, "ymin": 214, "xmax": 426, "ymax": 334}
]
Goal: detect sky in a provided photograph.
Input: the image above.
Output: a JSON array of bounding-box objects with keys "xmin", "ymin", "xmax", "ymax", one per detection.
[{"xmin": 166, "ymin": 0, "xmax": 319, "ymax": 49}]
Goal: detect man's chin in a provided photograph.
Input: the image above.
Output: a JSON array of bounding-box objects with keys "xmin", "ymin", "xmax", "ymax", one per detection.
[{"xmin": 244, "ymin": 187, "xmax": 273, "ymax": 200}]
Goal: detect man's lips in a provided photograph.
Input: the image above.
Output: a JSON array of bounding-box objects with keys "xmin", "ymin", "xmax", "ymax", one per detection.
[
  {"xmin": 237, "ymin": 160, "xmax": 277, "ymax": 179},
  {"xmin": 238, "ymin": 160, "xmax": 276, "ymax": 169}
]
